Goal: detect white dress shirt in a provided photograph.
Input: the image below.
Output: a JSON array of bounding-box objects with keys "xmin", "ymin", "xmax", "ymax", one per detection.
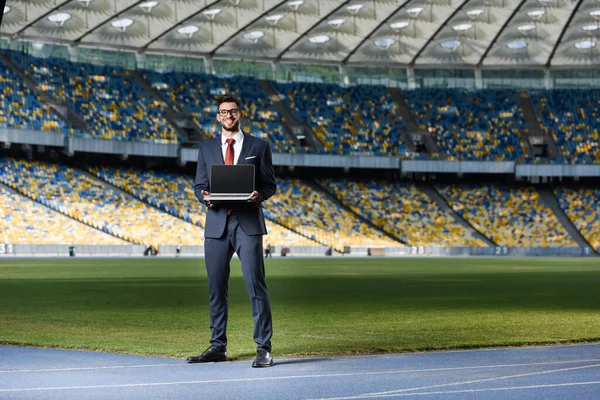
[{"xmin": 221, "ymin": 130, "xmax": 244, "ymax": 165}]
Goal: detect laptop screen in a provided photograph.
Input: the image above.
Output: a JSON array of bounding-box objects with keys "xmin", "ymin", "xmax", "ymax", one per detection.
[{"xmin": 210, "ymin": 165, "xmax": 255, "ymax": 194}]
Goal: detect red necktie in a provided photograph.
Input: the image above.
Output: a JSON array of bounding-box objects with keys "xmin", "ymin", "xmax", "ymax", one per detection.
[
  {"xmin": 225, "ymin": 138, "xmax": 235, "ymax": 165},
  {"xmin": 225, "ymin": 138, "xmax": 235, "ymax": 215}
]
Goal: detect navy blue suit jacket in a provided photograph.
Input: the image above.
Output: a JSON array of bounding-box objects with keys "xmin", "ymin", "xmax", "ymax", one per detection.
[{"xmin": 194, "ymin": 133, "xmax": 277, "ymax": 238}]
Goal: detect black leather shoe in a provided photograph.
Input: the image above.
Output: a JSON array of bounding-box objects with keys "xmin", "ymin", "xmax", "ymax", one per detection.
[
  {"xmin": 186, "ymin": 346, "xmax": 227, "ymax": 363},
  {"xmin": 252, "ymin": 349, "xmax": 273, "ymax": 368}
]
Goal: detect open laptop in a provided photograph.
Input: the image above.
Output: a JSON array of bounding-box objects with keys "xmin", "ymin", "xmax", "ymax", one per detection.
[{"xmin": 205, "ymin": 164, "xmax": 255, "ymax": 201}]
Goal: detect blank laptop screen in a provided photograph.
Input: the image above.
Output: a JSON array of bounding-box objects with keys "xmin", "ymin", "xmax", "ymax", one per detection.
[{"xmin": 210, "ymin": 165, "xmax": 255, "ymax": 194}]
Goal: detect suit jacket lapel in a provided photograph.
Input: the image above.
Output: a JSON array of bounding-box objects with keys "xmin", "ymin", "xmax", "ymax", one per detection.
[
  {"xmin": 210, "ymin": 137, "xmax": 224, "ymax": 165},
  {"xmin": 237, "ymin": 132, "xmax": 253, "ymax": 164}
]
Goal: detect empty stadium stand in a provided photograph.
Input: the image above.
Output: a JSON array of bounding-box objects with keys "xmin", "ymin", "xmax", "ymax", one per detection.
[
  {"xmin": 0, "ymin": 61, "xmax": 71, "ymax": 134},
  {"xmin": 268, "ymin": 178, "xmax": 402, "ymax": 252},
  {"xmin": 0, "ymin": 158, "xmax": 203, "ymax": 248},
  {"xmin": 7, "ymin": 51, "xmax": 178, "ymax": 144},
  {"xmin": 88, "ymin": 165, "xmax": 318, "ymax": 247},
  {"xmin": 402, "ymin": 89, "xmax": 528, "ymax": 161},
  {"xmin": 274, "ymin": 81, "xmax": 414, "ymax": 157},
  {"xmin": 554, "ymin": 187, "xmax": 600, "ymax": 251},
  {"xmin": 530, "ymin": 90, "xmax": 600, "ymax": 164},
  {"xmin": 0, "ymin": 184, "xmax": 126, "ymax": 245},
  {"xmin": 319, "ymin": 179, "xmax": 486, "ymax": 247},
  {"xmin": 438, "ymin": 184, "xmax": 576, "ymax": 247},
  {"xmin": 143, "ymin": 71, "xmax": 297, "ymax": 153}
]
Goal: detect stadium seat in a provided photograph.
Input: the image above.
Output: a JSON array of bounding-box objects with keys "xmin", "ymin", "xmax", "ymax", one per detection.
[
  {"xmin": 266, "ymin": 178, "xmax": 401, "ymax": 252},
  {"xmin": 143, "ymin": 71, "xmax": 300, "ymax": 153},
  {"xmin": 530, "ymin": 90, "xmax": 600, "ymax": 164},
  {"xmin": 0, "ymin": 158, "xmax": 203, "ymax": 248},
  {"xmin": 438, "ymin": 183, "xmax": 575, "ymax": 247},
  {"xmin": 319, "ymin": 179, "xmax": 485, "ymax": 247},
  {"xmin": 6, "ymin": 50, "xmax": 178, "ymax": 144},
  {"xmin": 88, "ymin": 165, "xmax": 318, "ymax": 247},
  {"xmin": 0, "ymin": 185, "xmax": 126, "ymax": 245},
  {"xmin": 273, "ymin": 81, "xmax": 414, "ymax": 157},
  {"xmin": 0, "ymin": 62, "xmax": 74, "ymax": 134},
  {"xmin": 554, "ymin": 187, "xmax": 600, "ymax": 250},
  {"xmin": 402, "ymin": 89, "xmax": 527, "ymax": 161}
]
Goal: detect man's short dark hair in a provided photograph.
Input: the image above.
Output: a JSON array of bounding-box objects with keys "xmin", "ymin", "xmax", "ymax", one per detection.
[{"xmin": 217, "ymin": 95, "xmax": 241, "ymax": 109}]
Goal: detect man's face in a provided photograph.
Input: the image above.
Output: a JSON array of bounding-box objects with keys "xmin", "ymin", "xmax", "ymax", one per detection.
[{"xmin": 217, "ymin": 101, "xmax": 241, "ymax": 133}]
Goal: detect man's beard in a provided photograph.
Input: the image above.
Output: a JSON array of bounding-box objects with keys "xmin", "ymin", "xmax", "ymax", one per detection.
[{"xmin": 222, "ymin": 120, "xmax": 239, "ymax": 133}]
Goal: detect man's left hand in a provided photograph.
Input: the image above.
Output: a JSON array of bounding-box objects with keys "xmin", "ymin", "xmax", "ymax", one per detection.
[{"xmin": 248, "ymin": 191, "xmax": 259, "ymax": 203}]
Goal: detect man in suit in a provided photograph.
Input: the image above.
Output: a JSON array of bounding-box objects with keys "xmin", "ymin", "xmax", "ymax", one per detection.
[{"xmin": 188, "ymin": 95, "xmax": 276, "ymax": 368}]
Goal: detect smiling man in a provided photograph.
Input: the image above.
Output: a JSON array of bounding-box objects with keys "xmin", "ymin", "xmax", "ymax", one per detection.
[{"xmin": 190, "ymin": 95, "xmax": 277, "ymax": 368}]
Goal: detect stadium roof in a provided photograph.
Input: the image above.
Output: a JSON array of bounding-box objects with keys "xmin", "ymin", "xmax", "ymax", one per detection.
[{"xmin": 1, "ymin": 0, "xmax": 596, "ymax": 67}]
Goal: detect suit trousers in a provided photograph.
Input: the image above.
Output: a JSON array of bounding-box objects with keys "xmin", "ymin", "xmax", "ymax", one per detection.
[{"xmin": 204, "ymin": 215, "xmax": 273, "ymax": 352}]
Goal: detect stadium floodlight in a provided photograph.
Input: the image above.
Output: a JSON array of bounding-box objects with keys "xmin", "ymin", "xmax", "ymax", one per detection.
[
  {"xmin": 3, "ymin": 5, "xmax": 10, "ymax": 14},
  {"xmin": 347, "ymin": 4, "xmax": 364, "ymax": 35},
  {"xmin": 537, "ymin": 0, "xmax": 554, "ymax": 3},
  {"xmin": 406, "ymin": 7, "xmax": 424, "ymax": 18},
  {"xmin": 266, "ymin": 14, "xmax": 284, "ymax": 24},
  {"xmin": 390, "ymin": 21, "xmax": 409, "ymax": 31},
  {"xmin": 287, "ymin": 0, "xmax": 304, "ymax": 10},
  {"xmin": 203, "ymin": 9, "xmax": 221, "ymax": 19},
  {"xmin": 506, "ymin": 39, "xmax": 527, "ymax": 49},
  {"xmin": 527, "ymin": 10, "xmax": 545, "ymax": 20},
  {"xmin": 590, "ymin": 10, "xmax": 600, "ymax": 20},
  {"xmin": 583, "ymin": 24, "xmax": 600, "ymax": 32},
  {"xmin": 308, "ymin": 34, "xmax": 330, "ymax": 44},
  {"xmin": 328, "ymin": 18, "xmax": 346, "ymax": 28},
  {"xmin": 243, "ymin": 31, "xmax": 265, "ymax": 43},
  {"xmin": 374, "ymin": 38, "xmax": 395, "ymax": 50},
  {"xmin": 440, "ymin": 39, "xmax": 461, "ymax": 52},
  {"xmin": 111, "ymin": 18, "xmax": 134, "ymax": 32},
  {"xmin": 139, "ymin": 1, "xmax": 159, "ymax": 13},
  {"xmin": 347, "ymin": 4, "xmax": 364, "ymax": 13},
  {"xmin": 287, "ymin": 0, "xmax": 304, "ymax": 32},
  {"xmin": 575, "ymin": 40, "xmax": 596, "ymax": 50},
  {"xmin": 47, "ymin": 12, "xmax": 72, "ymax": 26},
  {"xmin": 467, "ymin": 9, "xmax": 484, "ymax": 17},
  {"xmin": 328, "ymin": 19, "xmax": 345, "ymax": 52},
  {"xmin": 177, "ymin": 25, "xmax": 199, "ymax": 38},
  {"xmin": 453, "ymin": 23, "xmax": 472, "ymax": 33},
  {"xmin": 265, "ymin": 15, "xmax": 284, "ymax": 47},
  {"xmin": 518, "ymin": 23, "xmax": 536, "ymax": 32},
  {"xmin": 76, "ymin": 0, "xmax": 95, "ymax": 6}
]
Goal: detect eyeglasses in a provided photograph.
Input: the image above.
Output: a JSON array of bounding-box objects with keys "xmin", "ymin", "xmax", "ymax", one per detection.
[{"xmin": 218, "ymin": 108, "xmax": 240, "ymax": 117}]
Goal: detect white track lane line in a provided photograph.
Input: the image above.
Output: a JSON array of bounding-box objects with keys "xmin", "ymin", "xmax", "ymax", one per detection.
[
  {"xmin": 310, "ymin": 363, "xmax": 600, "ymax": 400},
  {"xmin": 1, "ymin": 361, "xmax": 600, "ymax": 393}
]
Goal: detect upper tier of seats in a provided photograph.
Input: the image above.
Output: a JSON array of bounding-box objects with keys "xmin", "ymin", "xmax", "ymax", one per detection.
[
  {"xmin": 274, "ymin": 81, "xmax": 414, "ymax": 157},
  {"xmin": 7, "ymin": 51, "xmax": 178, "ymax": 144},
  {"xmin": 0, "ymin": 62, "xmax": 72, "ymax": 134},
  {"xmin": 143, "ymin": 71, "xmax": 300, "ymax": 153},
  {"xmin": 438, "ymin": 184, "xmax": 575, "ymax": 247},
  {"xmin": 530, "ymin": 90, "xmax": 600, "ymax": 164},
  {"xmin": 403, "ymin": 89, "xmax": 528, "ymax": 161},
  {"xmin": 1, "ymin": 50, "xmax": 599, "ymax": 164}
]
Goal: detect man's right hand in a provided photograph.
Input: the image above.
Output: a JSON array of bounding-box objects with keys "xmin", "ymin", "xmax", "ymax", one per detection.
[{"xmin": 202, "ymin": 190, "xmax": 213, "ymax": 207}]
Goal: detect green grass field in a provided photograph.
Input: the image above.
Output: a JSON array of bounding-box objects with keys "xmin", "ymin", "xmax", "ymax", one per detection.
[{"xmin": 1, "ymin": 257, "xmax": 600, "ymax": 360}]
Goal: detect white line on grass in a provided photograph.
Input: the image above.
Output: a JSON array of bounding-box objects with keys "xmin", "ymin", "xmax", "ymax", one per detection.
[
  {"xmin": 310, "ymin": 363, "xmax": 600, "ymax": 400},
  {"xmin": 1, "ymin": 361, "xmax": 600, "ymax": 393}
]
